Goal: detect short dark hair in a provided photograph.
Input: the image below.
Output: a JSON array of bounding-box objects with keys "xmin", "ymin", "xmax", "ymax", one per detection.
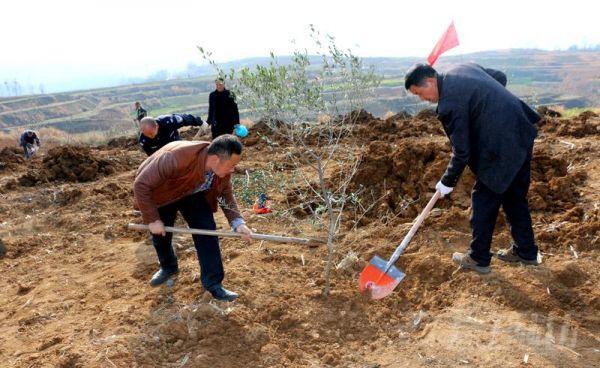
[
  {"xmin": 207, "ymin": 134, "xmax": 242, "ymax": 160},
  {"xmin": 404, "ymin": 63, "xmax": 438, "ymax": 90}
]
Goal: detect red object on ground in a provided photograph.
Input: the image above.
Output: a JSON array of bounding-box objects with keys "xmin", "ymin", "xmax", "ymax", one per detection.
[
  {"xmin": 427, "ymin": 21, "xmax": 459, "ymax": 66},
  {"xmin": 253, "ymin": 202, "xmax": 271, "ymax": 214}
]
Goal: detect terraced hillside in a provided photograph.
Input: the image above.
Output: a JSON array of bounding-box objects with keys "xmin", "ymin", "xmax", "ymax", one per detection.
[{"xmin": 0, "ymin": 49, "xmax": 598, "ymax": 138}]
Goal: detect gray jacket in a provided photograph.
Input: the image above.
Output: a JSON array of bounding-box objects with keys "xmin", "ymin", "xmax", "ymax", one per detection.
[{"xmin": 437, "ymin": 63, "xmax": 539, "ymax": 194}]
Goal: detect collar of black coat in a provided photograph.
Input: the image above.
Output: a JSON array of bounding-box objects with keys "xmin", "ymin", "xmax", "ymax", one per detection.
[
  {"xmin": 435, "ymin": 75, "xmax": 444, "ymax": 114},
  {"xmin": 437, "ymin": 75, "xmax": 444, "ymax": 100}
]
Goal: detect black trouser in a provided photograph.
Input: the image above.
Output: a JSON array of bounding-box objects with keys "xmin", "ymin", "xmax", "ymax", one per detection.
[
  {"xmin": 469, "ymin": 155, "xmax": 538, "ymax": 266},
  {"xmin": 211, "ymin": 124, "xmax": 234, "ymax": 139},
  {"xmin": 152, "ymin": 191, "xmax": 224, "ymax": 291},
  {"xmin": 22, "ymin": 143, "xmax": 34, "ymax": 159}
]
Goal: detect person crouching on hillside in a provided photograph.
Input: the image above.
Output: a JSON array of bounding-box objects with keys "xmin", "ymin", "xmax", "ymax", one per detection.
[
  {"xmin": 20, "ymin": 129, "xmax": 40, "ymax": 159},
  {"xmin": 138, "ymin": 114, "xmax": 209, "ymax": 156}
]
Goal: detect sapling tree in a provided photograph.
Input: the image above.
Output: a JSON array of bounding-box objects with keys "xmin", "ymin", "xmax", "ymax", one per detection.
[{"xmin": 199, "ymin": 26, "xmax": 381, "ymax": 295}]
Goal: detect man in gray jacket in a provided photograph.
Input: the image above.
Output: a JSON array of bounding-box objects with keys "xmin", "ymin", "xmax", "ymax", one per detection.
[{"xmin": 405, "ymin": 63, "xmax": 540, "ymax": 273}]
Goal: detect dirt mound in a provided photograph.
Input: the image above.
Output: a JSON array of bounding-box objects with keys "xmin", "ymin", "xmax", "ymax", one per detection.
[
  {"xmin": 415, "ymin": 108, "xmax": 438, "ymax": 120},
  {"xmin": 251, "ymin": 120, "xmax": 271, "ymax": 135},
  {"xmin": 354, "ymin": 114, "xmax": 444, "ymax": 142},
  {"xmin": 346, "ymin": 108, "xmax": 444, "ymax": 144},
  {"xmin": 529, "ymin": 151, "xmax": 587, "ymax": 212},
  {"xmin": 252, "ymin": 118, "xmax": 287, "ymax": 134},
  {"xmin": 385, "ymin": 111, "xmax": 412, "ymax": 120},
  {"xmin": 340, "ymin": 109, "xmax": 376, "ymax": 124},
  {"xmin": 577, "ymin": 110, "xmax": 599, "ymax": 121},
  {"xmin": 18, "ymin": 146, "xmax": 117, "ymax": 185},
  {"xmin": 341, "ymin": 127, "xmax": 591, "ymax": 227},
  {"xmin": 237, "ymin": 119, "xmax": 289, "ymax": 148},
  {"xmin": 106, "ymin": 136, "xmax": 139, "ymax": 149},
  {"xmin": 538, "ymin": 114, "xmax": 600, "ymax": 137},
  {"xmin": 537, "ymin": 207, "xmax": 600, "ymax": 252},
  {"xmin": 179, "ymin": 126, "xmax": 203, "ymax": 140},
  {"xmin": 343, "ymin": 139, "xmax": 475, "ymax": 223},
  {"xmin": 536, "ymin": 105, "xmax": 562, "ymax": 117},
  {"xmin": 0, "ymin": 146, "xmax": 25, "ymax": 171}
]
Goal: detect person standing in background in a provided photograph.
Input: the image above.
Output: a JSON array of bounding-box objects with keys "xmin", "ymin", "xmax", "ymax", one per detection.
[{"xmin": 207, "ymin": 78, "xmax": 239, "ymax": 139}]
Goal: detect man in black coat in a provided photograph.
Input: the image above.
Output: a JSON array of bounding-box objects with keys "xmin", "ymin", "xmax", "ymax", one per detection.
[
  {"xmin": 405, "ymin": 63, "xmax": 541, "ymax": 274},
  {"xmin": 207, "ymin": 78, "xmax": 240, "ymax": 139},
  {"xmin": 139, "ymin": 114, "xmax": 208, "ymax": 156}
]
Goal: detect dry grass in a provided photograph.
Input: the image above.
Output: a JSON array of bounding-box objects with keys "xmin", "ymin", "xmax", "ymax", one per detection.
[
  {"xmin": 558, "ymin": 106, "xmax": 600, "ymax": 118},
  {"xmin": 240, "ymin": 118, "xmax": 254, "ymax": 128},
  {"xmin": 0, "ymin": 126, "xmax": 137, "ymax": 150}
]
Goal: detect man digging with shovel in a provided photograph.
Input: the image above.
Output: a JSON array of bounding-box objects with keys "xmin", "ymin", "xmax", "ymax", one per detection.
[
  {"xmin": 405, "ymin": 63, "xmax": 541, "ymax": 274},
  {"xmin": 133, "ymin": 134, "xmax": 252, "ymax": 301}
]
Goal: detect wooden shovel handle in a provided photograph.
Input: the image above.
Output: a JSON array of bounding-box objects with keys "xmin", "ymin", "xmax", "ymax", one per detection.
[
  {"xmin": 127, "ymin": 223, "xmax": 323, "ymax": 246},
  {"xmin": 387, "ymin": 190, "xmax": 441, "ymax": 265}
]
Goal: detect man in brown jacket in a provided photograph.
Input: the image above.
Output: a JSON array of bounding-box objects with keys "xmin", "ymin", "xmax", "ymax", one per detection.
[{"xmin": 133, "ymin": 135, "xmax": 252, "ymax": 301}]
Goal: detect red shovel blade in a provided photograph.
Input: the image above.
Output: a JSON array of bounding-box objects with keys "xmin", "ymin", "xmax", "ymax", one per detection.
[{"xmin": 358, "ymin": 255, "xmax": 406, "ymax": 299}]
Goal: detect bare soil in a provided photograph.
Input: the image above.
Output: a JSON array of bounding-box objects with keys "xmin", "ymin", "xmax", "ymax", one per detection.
[{"xmin": 0, "ymin": 111, "xmax": 598, "ymax": 367}]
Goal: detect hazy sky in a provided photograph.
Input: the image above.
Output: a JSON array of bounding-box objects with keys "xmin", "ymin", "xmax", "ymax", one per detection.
[{"xmin": 2, "ymin": 0, "xmax": 598, "ymax": 90}]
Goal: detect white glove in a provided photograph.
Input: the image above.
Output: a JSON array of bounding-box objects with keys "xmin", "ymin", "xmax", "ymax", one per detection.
[{"xmin": 436, "ymin": 181, "xmax": 454, "ymax": 197}]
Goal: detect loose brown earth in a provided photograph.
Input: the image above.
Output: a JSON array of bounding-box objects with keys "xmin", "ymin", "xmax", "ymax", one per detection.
[{"xmin": 0, "ymin": 112, "xmax": 598, "ymax": 367}]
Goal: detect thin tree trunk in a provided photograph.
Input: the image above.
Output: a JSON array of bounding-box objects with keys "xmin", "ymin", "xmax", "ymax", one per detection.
[{"xmin": 316, "ymin": 157, "xmax": 336, "ymax": 296}]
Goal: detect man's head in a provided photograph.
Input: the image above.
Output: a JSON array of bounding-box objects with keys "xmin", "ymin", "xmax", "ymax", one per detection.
[
  {"xmin": 140, "ymin": 117, "xmax": 159, "ymax": 138},
  {"xmin": 206, "ymin": 134, "xmax": 243, "ymax": 178},
  {"xmin": 135, "ymin": 101, "xmax": 142, "ymax": 109},
  {"xmin": 215, "ymin": 77, "xmax": 225, "ymax": 92},
  {"xmin": 26, "ymin": 130, "xmax": 34, "ymax": 136},
  {"xmin": 404, "ymin": 63, "xmax": 439, "ymax": 103}
]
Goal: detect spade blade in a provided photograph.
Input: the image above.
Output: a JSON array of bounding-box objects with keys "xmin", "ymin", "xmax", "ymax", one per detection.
[{"xmin": 358, "ymin": 255, "xmax": 405, "ymax": 299}]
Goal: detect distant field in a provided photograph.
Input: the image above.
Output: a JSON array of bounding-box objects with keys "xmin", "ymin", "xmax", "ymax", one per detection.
[
  {"xmin": 0, "ymin": 49, "xmax": 597, "ymax": 140},
  {"xmin": 380, "ymin": 77, "xmax": 404, "ymax": 87},
  {"xmin": 560, "ymin": 106, "xmax": 600, "ymax": 118}
]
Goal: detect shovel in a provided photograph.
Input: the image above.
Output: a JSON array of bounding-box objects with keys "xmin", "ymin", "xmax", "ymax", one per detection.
[
  {"xmin": 128, "ymin": 223, "xmax": 324, "ymax": 247},
  {"xmin": 358, "ymin": 191, "xmax": 441, "ymax": 299}
]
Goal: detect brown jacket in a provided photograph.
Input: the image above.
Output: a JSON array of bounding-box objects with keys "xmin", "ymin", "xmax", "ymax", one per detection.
[{"xmin": 133, "ymin": 140, "xmax": 242, "ymax": 224}]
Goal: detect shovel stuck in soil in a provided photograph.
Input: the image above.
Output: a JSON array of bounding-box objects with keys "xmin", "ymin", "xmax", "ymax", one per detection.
[
  {"xmin": 128, "ymin": 223, "xmax": 324, "ymax": 247},
  {"xmin": 359, "ymin": 191, "xmax": 441, "ymax": 299}
]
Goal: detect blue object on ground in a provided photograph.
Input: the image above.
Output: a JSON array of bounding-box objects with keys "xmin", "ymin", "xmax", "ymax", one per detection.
[{"xmin": 234, "ymin": 124, "xmax": 248, "ymax": 138}]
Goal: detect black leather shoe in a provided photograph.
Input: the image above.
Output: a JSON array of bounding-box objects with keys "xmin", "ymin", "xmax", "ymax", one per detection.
[
  {"xmin": 210, "ymin": 286, "xmax": 238, "ymax": 302},
  {"xmin": 149, "ymin": 268, "xmax": 178, "ymax": 287}
]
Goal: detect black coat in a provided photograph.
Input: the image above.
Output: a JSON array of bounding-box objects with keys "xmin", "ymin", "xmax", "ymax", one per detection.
[
  {"xmin": 437, "ymin": 63, "xmax": 539, "ymax": 194},
  {"xmin": 138, "ymin": 114, "xmax": 202, "ymax": 156},
  {"xmin": 136, "ymin": 107, "xmax": 147, "ymax": 122},
  {"xmin": 20, "ymin": 130, "xmax": 40, "ymax": 146},
  {"xmin": 207, "ymin": 89, "xmax": 239, "ymax": 135}
]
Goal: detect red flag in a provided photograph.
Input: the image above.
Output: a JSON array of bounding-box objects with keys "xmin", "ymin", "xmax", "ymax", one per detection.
[{"xmin": 427, "ymin": 22, "xmax": 459, "ymax": 66}]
